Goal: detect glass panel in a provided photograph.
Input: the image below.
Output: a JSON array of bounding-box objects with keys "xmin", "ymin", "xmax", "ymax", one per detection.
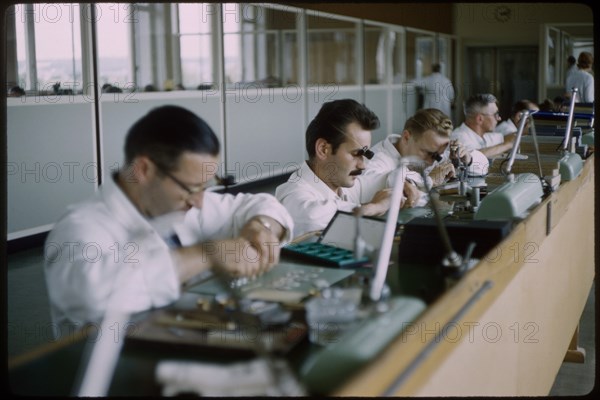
[
  {"xmin": 180, "ymin": 35, "xmax": 213, "ymax": 87},
  {"xmin": 132, "ymin": 4, "xmax": 155, "ymax": 91},
  {"xmin": 14, "ymin": 5, "xmax": 28, "ymax": 90},
  {"xmin": 307, "ymin": 14, "xmax": 357, "ymax": 85},
  {"xmin": 546, "ymin": 27, "xmax": 559, "ymax": 85},
  {"xmin": 26, "ymin": 3, "xmax": 82, "ymax": 93},
  {"xmin": 178, "ymin": 3, "xmax": 214, "ymax": 89},
  {"xmin": 437, "ymin": 36, "xmax": 451, "ymax": 77},
  {"xmin": 364, "ymin": 25, "xmax": 386, "ymax": 84},
  {"xmin": 406, "ymin": 30, "xmax": 434, "ymax": 82},
  {"xmin": 96, "ymin": 3, "xmax": 134, "ymax": 92},
  {"xmin": 561, "ymin": 32, "xmax": 572, "ymax": 86},
  {"xmin": 390, "ymin": 30, "xmax": 404, "ymax": 84},
  {"xmin": 223, "ymin": 4, "xmax": 298, "ymax": 87}
]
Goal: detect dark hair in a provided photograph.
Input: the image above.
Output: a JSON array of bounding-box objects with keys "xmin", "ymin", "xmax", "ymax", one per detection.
[
  {"xmin": 124, "ymin": 105, "xmax": 220, "ymax": 171},
  {"xmin": 432, "ymin": 63, "xmax": 441, "ymax": 73},
  {"xmin": 577, "ymin": 52, "xmax": 593, "ymax": 69},
  {"xmin": 511, "ymin": 99, "xmax": 538, "ymax": 117},
  {"xmin": 306, "ymin": 99, "xmax": 379, "ymax": 159},
  {"xmin": 538, "ymin": 99, "xmax": 554, "ymax": 112},
  {"xmin": 463, "ymin": 93, "xmax": 497, "ymax": 118},
  {"xmin": 567, "ymin": 55, "xmax": 576, "ymax": 65}
]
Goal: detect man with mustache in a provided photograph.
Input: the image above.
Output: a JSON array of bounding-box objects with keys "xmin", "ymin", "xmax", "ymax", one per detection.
[{"xmin": 276, "ymin": 99, "xmax": 392, "ymax": 238}]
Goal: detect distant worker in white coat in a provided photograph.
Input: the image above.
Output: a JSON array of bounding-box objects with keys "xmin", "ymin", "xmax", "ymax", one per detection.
[
  {"xmin": 565, "ymin": 52, "xmax": 594, "ymax": 103},
  {"xmin": 420, "ymin": 63, "xmax": 455, "ymax": 120}
]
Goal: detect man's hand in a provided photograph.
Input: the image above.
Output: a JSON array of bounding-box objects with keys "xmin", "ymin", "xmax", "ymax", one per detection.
[
  {"xmin": 361, "ymin": 188, "xmax": 392, "ymax": 216},
  {"xmin": 173, "ymin": 238, "xmax": 269, "ymax": 283},
  {"xmin": 207, "ymin": 237, "xmax": 277, "ymax": 278},
  {"xmin": 402, "ymin": 180, "xmax": 421, "ymax": 208},
  {"xmin": 450, "ymin": 140, "xmax": 472, "ymax": 166},
  {"xmin": 239, "ymin": 216, "xmax": 284, "ymax": 272},
  {"xmin": 428, "ymin": 161, "xmax": 455, "ymax": 187}
]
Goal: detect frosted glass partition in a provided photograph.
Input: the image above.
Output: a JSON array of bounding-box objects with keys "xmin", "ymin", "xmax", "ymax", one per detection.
[
  {"xmin": 364, "ymin": 85, "xmax": 390, "ymax": 144},
  {"xmin": 99, "ymin": 90, "xmax": 223, "ymax": 178},
  {"xmin": 392, "ymin": 86, "xmax": 410, "ymax": 134},
  {"xmin": 224, "ymin": 87, "xmax": 305, "ymax": 184},
  {"xmin": 7, "ymin": 97, "xmax": 96, "ymax": 238}
]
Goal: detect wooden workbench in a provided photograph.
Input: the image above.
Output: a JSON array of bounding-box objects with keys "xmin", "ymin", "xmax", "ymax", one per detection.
[{"xmin": 335, "ymin": 153, "xmax": 595, "ymax": 396}]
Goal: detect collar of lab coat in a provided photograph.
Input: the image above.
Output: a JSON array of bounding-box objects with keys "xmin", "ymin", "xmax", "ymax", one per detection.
[{"xmin": 297, "ymin": 161, "xmax": 350, "ymax": 201}]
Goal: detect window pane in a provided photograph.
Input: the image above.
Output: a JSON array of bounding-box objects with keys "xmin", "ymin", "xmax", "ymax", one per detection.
[
  {"xmin": 179, "ymin": 3, "xmax": 212, "ymax": 34},
  {"xmin": 178, "ymin": 3, "xmax": 214, "ymax": 88},
  {"xmin": 96, "ymin": 3, "xmax": 134, "ymax": 92},
  {"xmin": 32, "ymin": 3, "xmax": 82, "ymax": 93},
  {"xmin": 547, "ymin": 28, "xmax": 559, "ymax": 85},
  {"xmin": 133, "ymin": 5, "xmax": 154, "ymax": 91},
  {"xmin": 14, "ymin": 5, "xmax": 28, "ymax": 89},
  {"xmin": 223, "ymin": 4, "xmax": 298, "ymax": 87},
  {"xmin": 437, "ymin": 36, "xmax": 451, "ymax": 77},
  {"xmin": 406, "ymin": 30, "xmax": 434, "ymax": 82},
  {"xmin": 364, "ymin": 25, "xmax": 386, "ymax": 84},
  {"xmin": 180, "ymin": 35, "xmax": 213, "ymax": 86},
  {"xmin": 307, "ymin": 15, "xmax": 357, "ymax": 85},
  {"xmin": 391, "ymin": 30, "xmax": 404, "ymax": 83}
]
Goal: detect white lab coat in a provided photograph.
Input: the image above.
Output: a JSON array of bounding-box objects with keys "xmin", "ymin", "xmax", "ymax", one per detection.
[
  {"xmin": 565, "ymin": 69, "xmax": 594, "ymax": 103},
  {"xmin": 44, "ymin": 175, "xmax": 294, "ymax": 334},
  {"xmin": 353, "ymin": 134, "xmax": 489, "ymax": 203},
  {"xmin": 275, "ymin": 162, "xmax": 359, "ymax": 238},
  {"xmin": 420, "ymin": 72, "xmax": 455, "ymax": 117},
  {"xmin": 496, "ymin": 119, "xmax": 517, "ymax": 136},
  {"xmin": 451, "ymin": 123, "xmax": 504, "ymax": 154}
]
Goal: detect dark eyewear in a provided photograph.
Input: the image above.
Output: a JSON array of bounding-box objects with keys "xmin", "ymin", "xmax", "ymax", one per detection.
[{"xmin": 355, "ymin": 146, "xmax": 375, "ymax": 160}]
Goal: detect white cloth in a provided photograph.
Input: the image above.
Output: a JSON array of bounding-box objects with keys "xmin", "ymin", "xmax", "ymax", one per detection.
[
  {"xmin": 419, "ymin": 72, "xmax": 455, "ymax": 117},
  {"xmin": 565, "ymin": 69, "xmax": 594, "ymax": 103},
  {"xmin": 451, "ymin": 123, "xmax": 504, "ymax": 154},
  {"xmin": 352, "ymin": 134, "xmax": 489, "ymax": 203},
  {"xmin": 275, "ymin": 162, "xmax": 359, "ymax": 238},
  {"xmin": 496, "ymin": 119, "xmax": 517, "ymax": 136},
  {"xmin": 44, "ymin": 175, "xmax": 294, "ymax": 332}
]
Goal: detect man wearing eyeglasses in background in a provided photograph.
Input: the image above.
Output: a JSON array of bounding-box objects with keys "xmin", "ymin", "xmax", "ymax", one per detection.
[
  {"xmin": 44, "ymin": 105, "xmax": 293, "ymax": 333},
  {"xmin": 352, "ymin": 108, "xmax": 489, "ymax": 208},
  {"xmin": 451, "ymin": 93, "xmax": 516, "ymax": 159},
  {"xmin": 276, "ymin": 99, "xmax": 392, "ymax": 238}
]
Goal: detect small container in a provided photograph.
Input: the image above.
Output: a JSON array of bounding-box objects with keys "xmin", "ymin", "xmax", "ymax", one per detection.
[{"xmin": 305, "ymin": 294, "xmax": 357, "ymax": 346}]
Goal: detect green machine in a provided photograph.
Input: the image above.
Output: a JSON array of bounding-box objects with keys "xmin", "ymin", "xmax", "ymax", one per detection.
[
  {"xmin": 475, "ymin": 110, "xmax": 545, "ymax": 221},
  {"xmin": 557, "ymin": 87, "xmax": 584, "ymax": 181}
]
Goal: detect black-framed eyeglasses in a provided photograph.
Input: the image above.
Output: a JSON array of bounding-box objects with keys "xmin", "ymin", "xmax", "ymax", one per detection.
[
  {"xmin": 355, "ymin": 146, "xmax": 375, "ymax": 160},
  {"xmin": 153, "ymin": 162, "xmax": 204, "ymax": 196}
]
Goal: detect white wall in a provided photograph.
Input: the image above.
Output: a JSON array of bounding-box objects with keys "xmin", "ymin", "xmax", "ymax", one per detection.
[
  {"xmin": 99, "ymin": 91, "xmax": 223, "ymax": 179},
  {"xmin": 224, "ymin": 87, "xmax": 305, "ymax": 184},
  {"xmin": 7, "ymin": 97, "xmax": 96, "ymax": 239}
]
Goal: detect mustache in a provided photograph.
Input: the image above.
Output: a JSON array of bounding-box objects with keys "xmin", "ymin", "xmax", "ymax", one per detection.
[{"xmin": 349, "ymin": 169, "xmax": 364, "ymax": 176}]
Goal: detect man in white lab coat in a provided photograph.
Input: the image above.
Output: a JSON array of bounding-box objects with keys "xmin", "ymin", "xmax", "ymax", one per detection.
[
  {"xmin": 276, "ymin": 99, "xmax": 392, "ymax": 238},
  {"xmin": 44, "ymin": 105, "xmax": 294, "ymax": 334},
  {"xmin": 451, "ymin": 93, "xmax": 516, "ymax": 159},
  {"xmin": 352, "ymin": 108, "xmax": 489, "ymax": 206},
  {"xmin": 420, "ymin": 63, "xmax": 455, "ymax": 120},
  {"xmin": 565, "ymin": 52, "xmax": 594, "ymax": 103},
  {"xmin": 496, "ymin": 99, "xmax": 539, "ymax": 136}
]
